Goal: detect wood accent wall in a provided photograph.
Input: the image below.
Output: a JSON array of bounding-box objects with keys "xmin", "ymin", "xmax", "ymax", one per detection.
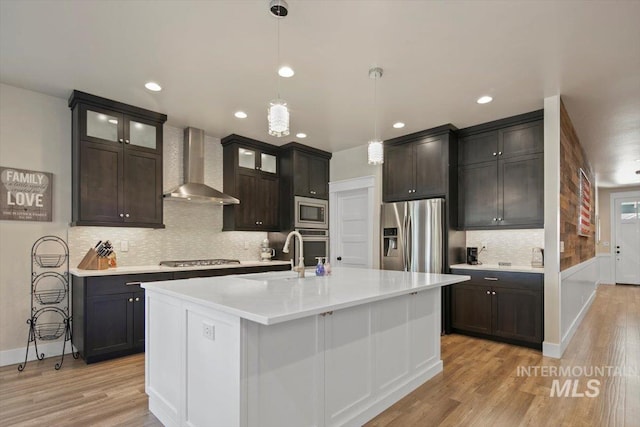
[{"xmin": 559, "ymin": 99, "xmax": 596, "ymax": 270}]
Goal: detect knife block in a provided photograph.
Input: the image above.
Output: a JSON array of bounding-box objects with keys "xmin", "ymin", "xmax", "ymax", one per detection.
[{"xmin": 77, "ymin": 248, "xmax": 109, "ymax": 270}]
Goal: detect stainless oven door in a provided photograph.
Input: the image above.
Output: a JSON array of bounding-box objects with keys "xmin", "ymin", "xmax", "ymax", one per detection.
[
  {"xmin": 294, "ymin": 229, "xmax": 329, "ymax": 267},
  {"xmin": 295, "ymin": 196, "xmax": 328, "ymax": 229}
]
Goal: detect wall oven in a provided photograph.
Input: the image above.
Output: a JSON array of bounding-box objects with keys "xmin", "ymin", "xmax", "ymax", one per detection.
[
  {"xmin": 295, "ymin": 196, "xmax": 328, "ymax": 229},
  {"xmin": 294, "ymin": 228, "xmax": 329, "ymax": 267}
]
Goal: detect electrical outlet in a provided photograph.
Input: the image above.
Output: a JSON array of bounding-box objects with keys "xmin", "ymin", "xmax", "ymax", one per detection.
[
  {"xmin": 560, "ymin": 241, "xmax": 565, "ymax": 253},
  {"xmin": 202, "ymin": 322, "xmax": 215, "ymax": 341},
  {"xmin": 120, "ymin": 240, "xmax": 129, "ymax": 252}
]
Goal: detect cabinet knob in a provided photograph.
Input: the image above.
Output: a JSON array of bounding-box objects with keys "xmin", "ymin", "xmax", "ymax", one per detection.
[
  {"xmin": 493, "ymin": 152, "xmax": 497, "ymax": 156},
  {"xmin": 310, "ymin": 190, "xmax": 316, "ymax": 195},
  {"xmin": 120, "ymin": 213, "xmax": 124, "ymax": 218},
  {"xmin": 486, "ymin": 290, "xmax": 491, "ymax": 294},
  {"xmin": 498, "ymin": 151, "xmax": 502, "ymax": 155},
  {"xmin": 125, "ymin": 139, "xmax": 130, "ymax": 144},
  {"xmin": 125, "ymin": 213, "xmax": 130, "ymax": 218},
  {"xmin": 256, "ymin": 167, "xmax": 261, "ymax": 170},
  {"xmin": 135, "ymin": 297, "xmax": 140, "ymax": 302},
  {"xmin": 492, "ymin": 217, "xmax": 497, "ymax": 221},
  {"xmin": 119, "ymin": 138, "xmax": 124, "ymax": 143},
  {"xmin": 497, "ymin": 217, "xmax": 502, "ymax": 221},
  {"xmin": 492, "ymin": 291, "xmax": 496, "ymax": 295},
  {"xmin": 128, "ymin": 298, "xmax": 134, "ymax": 302},
  {"xmin": 408, "ymin": 190, "xmax": 412, "ymax": 193}
]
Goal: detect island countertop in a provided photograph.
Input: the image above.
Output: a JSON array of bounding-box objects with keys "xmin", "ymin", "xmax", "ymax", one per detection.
[{"xmin": 141, "ymin": 267, "xmax": 470, "ymax": 325}]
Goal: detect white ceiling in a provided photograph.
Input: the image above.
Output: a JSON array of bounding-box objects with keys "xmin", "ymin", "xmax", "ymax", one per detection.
[{"xmin": 1, "ymin": 0, "xmax": 639, "ymax": 187}]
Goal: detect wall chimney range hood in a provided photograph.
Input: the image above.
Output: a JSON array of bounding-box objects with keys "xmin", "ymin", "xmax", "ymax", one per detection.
[{"xmin": 163, "ymin": 127, "xmax": 240, "ymax": 204}]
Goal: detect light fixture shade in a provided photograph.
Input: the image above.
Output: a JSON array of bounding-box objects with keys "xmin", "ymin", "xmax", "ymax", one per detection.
[
  {"xmin": 368, "ymin": 140, "xmax": 384, "ymax": 165},
  {"xmin": 268, "ymin": 99, "xmax": 290, "ymax": 137}
]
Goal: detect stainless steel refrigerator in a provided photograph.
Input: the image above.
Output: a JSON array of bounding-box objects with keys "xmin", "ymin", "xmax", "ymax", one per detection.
[{"xmin": 381, "ymin": 198, "xmax": 445, "ymax": 274}]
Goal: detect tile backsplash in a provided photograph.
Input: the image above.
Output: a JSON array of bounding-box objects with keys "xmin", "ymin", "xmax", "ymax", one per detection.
[
  {"xmin": 465, "ymin": 229, "xmax": 544, "ymax": 266},
  {"xmin": 67, "ymin": 124, "xmax": 268, "ymax": 267}
]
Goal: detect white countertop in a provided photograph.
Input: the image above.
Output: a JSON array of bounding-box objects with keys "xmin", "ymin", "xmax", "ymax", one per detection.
[
  {"xmin": 141, "ymin": 267, "xmax": 470, "ymax": 325},
  {"xmin": 450, "ymin": 263, "xmax": 544, "ymax": 274},
  {"xmin": 69, "ymin": 260, "xmax": 292, "ymax": 277}
]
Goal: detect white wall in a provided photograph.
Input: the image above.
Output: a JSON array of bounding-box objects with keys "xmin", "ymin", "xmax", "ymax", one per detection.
[
  {"xmin": 0, "ymin": 84, "xmax": 71, "ymax": 354},
  {"xmin": 330, "ymin": 145, "xmax": 382, "ymax": 268},
  {"xmin": 543, "ymin": 95, "xmax": 562, "ymax": 356}
]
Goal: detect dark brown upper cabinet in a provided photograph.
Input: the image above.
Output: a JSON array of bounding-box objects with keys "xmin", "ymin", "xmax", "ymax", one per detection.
[
  {"xmin": 221, "ymin": 134, "xmax": 280, "ymax": 231},
  {"xmin": 278, "ymin": 142, "xmax": 331, "ymax": 230},
  {"xmin": 382, "ymin": 125, "xmax": 458, "ymax": 203},
  {"xmin": 69, "ymin": 91, "xmax": 167, "ymax": 228},
  {"xmin": 457, "ymin": 111, "xmax": 544, "ymax": 230}
]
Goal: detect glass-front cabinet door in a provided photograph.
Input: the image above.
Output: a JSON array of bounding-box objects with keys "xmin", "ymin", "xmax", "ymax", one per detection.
[
  {"xmin": 260, "ymin": 153, "xmax": 277, "ymax": 174},
  {"xmin": 82, "ymin": 106, "xmax": 123, "ymax": 145},
  {"xmin": 237, "ymin": 148, "xmax": 277, "ymax": 174},
  {"xmin": 125, "ymin": 117, "xmax": 159, "ymax": 152},
  {"xmin": 238, "ymin": 147, "xmax": 257, "ymax": 170}
]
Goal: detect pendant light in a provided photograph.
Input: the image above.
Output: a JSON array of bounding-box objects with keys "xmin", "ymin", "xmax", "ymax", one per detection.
[
  {"xmin": 368, "ymin": 67, "xmax": 384, "ymax": 165},
  {"xmin": 268, "ymin": 0, "xmax": 290, "ymax": 137}
]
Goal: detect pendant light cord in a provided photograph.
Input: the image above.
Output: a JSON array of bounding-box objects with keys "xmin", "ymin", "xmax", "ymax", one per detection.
[
  {"xmin": 373, "ymin": 75, "xmax": 378, "ymax": 141},
  {"xmin": 276, "ymin": 14, "xmax": 281, "ymax": 99}
]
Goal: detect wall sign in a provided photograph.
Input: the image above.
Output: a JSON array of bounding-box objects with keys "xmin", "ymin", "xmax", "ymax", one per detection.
[
  {"xmin": 0, "ymin": 166, "xmax": 53, "ymax": 222},
  {"xmin": 577, "ymin": 168, "xmax": 591, "ymax": 237}
]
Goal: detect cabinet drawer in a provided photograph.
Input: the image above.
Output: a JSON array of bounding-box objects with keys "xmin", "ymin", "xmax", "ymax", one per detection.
[
  {"xmin": 86, "ymin": 272, "xmax": 174, "ymax": 296},
  {"xmin": 450, "ymin": 269, "xmax": 542, "ymax": 291}
]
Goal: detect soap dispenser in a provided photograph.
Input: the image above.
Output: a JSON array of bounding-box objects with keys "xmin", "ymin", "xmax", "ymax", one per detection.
[{"xmin": 315, "ymin": 257, "xmax": 325, "ymax": 276}]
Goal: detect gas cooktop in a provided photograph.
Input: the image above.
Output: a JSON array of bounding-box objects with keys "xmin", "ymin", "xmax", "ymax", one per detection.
[{"xmin": 159, "ymin": 259, "xmax": 241, "ymax": 268}]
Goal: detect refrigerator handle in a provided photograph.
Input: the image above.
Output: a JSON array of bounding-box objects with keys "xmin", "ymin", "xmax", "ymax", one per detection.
[
  {"xmin": 403, "ymin": 209, "xmax": 409, "ymax": 271},
  {"xmin": 407, "ymin": 213, "xmax": 412, "ymax": 271}
]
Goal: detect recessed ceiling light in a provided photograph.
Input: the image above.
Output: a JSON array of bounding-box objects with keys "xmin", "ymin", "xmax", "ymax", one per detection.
[
  {"xmin": 296, "ymin": 133, "xmax": 307, "ymax": 138},
  {"xmin": 108, "ymin": 119, "xmax": 118, "ymax": 124},
  {"xmin": 145, "ymin": 82, "xmax": 162, "ymax": 92},
  {"xmin": 393, "ymin": 122, "xmax": 405, "ymax": 129},
  {"xmin": 477, "ymin": 95, "xmax": 493, "ymax": 104},
  {"xmin": 234, "ymin": 111, "xmax": 248, "ymax": 119},
  {"xmin": 278, "ymin": 66, "xmax": 295, "ymax": 78}
]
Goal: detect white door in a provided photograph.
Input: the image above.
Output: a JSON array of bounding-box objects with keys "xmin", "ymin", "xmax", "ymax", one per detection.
[
  {"xmin": 332, "ymin": 188, "xmax": 371, "ymax": 268},
  {"xmin": 614, "ymin": 197, "xmax": 640, "ymax": 285}
]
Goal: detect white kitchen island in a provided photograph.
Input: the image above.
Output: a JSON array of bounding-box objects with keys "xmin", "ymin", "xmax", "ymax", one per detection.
[{"xmin": 142, "ymin": 267, "xmax": 470, "ymax": 427}]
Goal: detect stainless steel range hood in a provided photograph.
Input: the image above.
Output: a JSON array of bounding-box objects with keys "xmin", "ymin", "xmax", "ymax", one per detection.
[{"xmin": 163, "ymin": 127, "xmax": 240, "ymax": 204}]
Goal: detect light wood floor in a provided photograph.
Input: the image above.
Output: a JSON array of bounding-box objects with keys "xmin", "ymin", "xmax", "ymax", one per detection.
[{"xmin": 1, "ymin": 284, "xmax": 638, "ymax": 427}]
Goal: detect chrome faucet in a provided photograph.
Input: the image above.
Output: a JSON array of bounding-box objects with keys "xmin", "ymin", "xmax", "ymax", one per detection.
[{"xmin": 283, "ymin": 230, "xmax": 305, "ymax": 278}]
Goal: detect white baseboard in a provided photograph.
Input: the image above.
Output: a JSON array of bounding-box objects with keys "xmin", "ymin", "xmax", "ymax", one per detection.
[
  {"xmin": 0, "ymin": 340, "xmax": 76, "ymax": 367},
  {"xmin": 542, "ymin": 341, "xmax": 562, "ymax": 359}
]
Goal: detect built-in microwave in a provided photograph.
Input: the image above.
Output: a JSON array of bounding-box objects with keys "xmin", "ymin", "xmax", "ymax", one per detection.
[{"xmin": 294, "ymin": 196, "xmax": 328, "ymax": 229}]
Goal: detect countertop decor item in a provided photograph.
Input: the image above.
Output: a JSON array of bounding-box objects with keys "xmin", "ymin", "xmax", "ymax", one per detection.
[{"xmin": 18, "ymin": 235, "xmax": 79, "ymax": 371}]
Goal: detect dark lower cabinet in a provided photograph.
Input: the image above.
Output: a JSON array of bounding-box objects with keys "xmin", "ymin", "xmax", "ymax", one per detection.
[
  {"xmin": 450, "ymin": 269, "xmax": 543, "ymax": 349},
  {"xmin": 72, "ymin": 264, "xmax": 291, "ymax": 363},
  {"xmin": 72, "ymin": 272, "xmax": 172, "ymax": 363}
]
